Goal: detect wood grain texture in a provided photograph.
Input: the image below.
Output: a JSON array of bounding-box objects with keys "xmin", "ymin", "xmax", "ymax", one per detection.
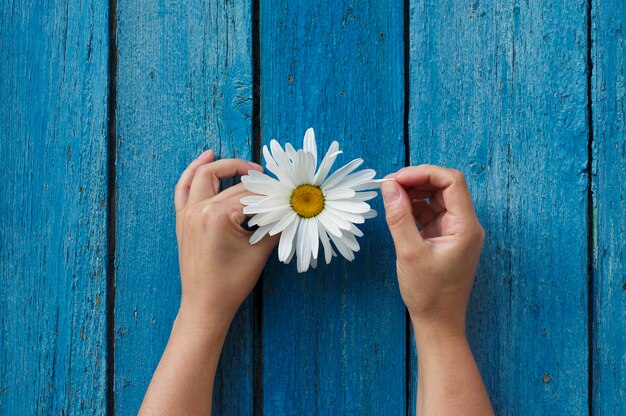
[
  {"xmin": 114, "ymin": 1, "xmax": 254, "ymax": 414},
  {"xmin": 409, "ymin": 0, "xmax": 589, "ymax": 414},
  {"xmin": 592, "ymin": 1, "xmax": 626, "ymax": 413},
  {"xmin": 0, "ymin": 1, "xmax": 109, "ymax": 414},
  {"xmin": 259, "ymin": 1, "xmax": 407, "ymax": 414}
]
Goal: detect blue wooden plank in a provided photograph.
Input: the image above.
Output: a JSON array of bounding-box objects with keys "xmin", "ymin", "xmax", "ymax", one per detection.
[
  {"xmin": 408, "ymin": 0, "xmax": 589, "ymax": 414},
  {"xmin": 0, "ymin": 1, "xmax": 109, "ymax": 414},
  {"xmin": 114, "ymin": 1, "xmax": 254, "ymax": 414},
  {"xmin": 259, "ymin": 1, "xmax": 407, "ymax": 414},
  {"xmin": 592, "ymin": 1, "xmax": 626, "ymax": 413}
]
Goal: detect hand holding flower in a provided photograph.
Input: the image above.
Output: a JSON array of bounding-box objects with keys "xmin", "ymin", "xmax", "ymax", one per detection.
[
  {"xmin": 140, "ymin": 151, "xmax": 277, "ymax": 415},
  {"xmin": 174, "ymin": 151, "xmax": 278, "ymax": 326}
]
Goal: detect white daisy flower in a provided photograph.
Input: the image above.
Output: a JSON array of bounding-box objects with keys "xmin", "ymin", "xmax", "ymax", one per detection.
[{"xmin": 241, "ymin": 128, "xmax": 386, "ymax": 273}]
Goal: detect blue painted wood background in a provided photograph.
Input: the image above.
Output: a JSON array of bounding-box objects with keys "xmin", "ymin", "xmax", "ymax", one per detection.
[{"xmin": 1, "ymin": 1, "xmax": 624, "ymax": 415}]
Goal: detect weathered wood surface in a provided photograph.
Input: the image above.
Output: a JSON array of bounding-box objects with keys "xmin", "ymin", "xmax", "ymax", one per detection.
[
  {"xmin": 0, "ymin": 0, "xmax": 110, "ymax": 414},
  {"xmin": 259, "ymin": 1, "xmax": 407, "ymax": 414},
  {"xmin": 592, "ymin": 1, "xmax": 626, "ymax": 413},
  {"xmin": 114, "ymin": 0, "xmax": 254, "ymax": 414},
  {"xmin": 409, "ymin": 0, "xmax": 590, "ymax": 414},
  {"xmin": 3, "ymin": 0, "xmax": 626, "ymax": 415}
]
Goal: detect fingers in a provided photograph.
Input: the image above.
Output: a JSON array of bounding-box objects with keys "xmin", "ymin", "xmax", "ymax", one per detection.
[
  {"xmin": 212, "ymin": 182, "xmax": 248, "ymax": 202},
  {"xmin": 392, "ymin": 165, "xmax": 476, "ymax": 218},
  {"xmin": 411, "ymin": 199, "xmax": 438, "ymax": 229},
  {"xmin": 187, "ymin": 159, "xmax": 263, "ymax": 206},
  {"xmin": 222, "ymin": 190, "xmax": 280, "ymax": 251},
  {"xmin": 175, "ymin": 150, "xmax": 215, "ymax": 211},
  {"xmin": 381, "ymin": 180, "xmax": 424, "ymax": 257}
]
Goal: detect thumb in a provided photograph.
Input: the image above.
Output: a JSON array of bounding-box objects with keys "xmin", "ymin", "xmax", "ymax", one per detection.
[{"xmin": 381, "ymin": 180, "xmax": 423, "ymax": 251}]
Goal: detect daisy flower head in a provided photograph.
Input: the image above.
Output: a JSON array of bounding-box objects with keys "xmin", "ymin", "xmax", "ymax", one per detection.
[{"xmin": 241, "ymin": 128, "xmax": 386, "ymax": 273}]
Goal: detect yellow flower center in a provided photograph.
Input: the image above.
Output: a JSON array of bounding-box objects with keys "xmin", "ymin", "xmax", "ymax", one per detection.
[{"xmin": 290, "ymin": 184, "xmax": 325, "ymax": 218}]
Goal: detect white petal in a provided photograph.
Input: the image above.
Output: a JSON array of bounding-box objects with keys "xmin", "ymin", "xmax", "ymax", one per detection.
[
  {"xmin": 243, "ymin": 182, "xmax": 275, "ymax": 196},
  {"xmin": 313, "ymin": 141, "xmax": 341, "ymax": 185},
  {"xmin": 321, "ymin": 158, "xmax": 364, "ymax": 190},
  {"xmin": 310, "ymin": 217, "xmax": 319, "ymax": 260},
  {"xmin": 334, "ymin": 169, "xmax": 376, "ymax": 189},
  {"xmin": 325, "ymin": 200, "xmax": 371, "ymax": 214},
  {"xmin": 310, "ymin": 255, "xmax": 318, "ymax": 269},
  {"xmin": 303, "ymin": 219, "xmax": 314, "ymax": 265},
  {"xmin": 296, "ymin": 219, "xmax": 310, "ymax": 273},
  {"xmin": 303, "ymin": 151, "xmax": 316, "ymax": 184},
  {"xmin": 285, "ymin": 143, "xmax": 297, "ymax": 161},
  {"xmin": 325, "ymin": 206, "xmax": 365, "ymax": 224},
  {"xmin": 264, "ymin": 162, "xmax": 296, "ymax": 188},
  {"xmin": 324, "ymin": 208, "xmax": 353, "ymax": 230},
  {"xmin": 269, "ymin": 141, "xmax": 300, "ymax": 185},
  {"xmin": 317, "ymin": 210, "xmax": 344, "ymax": 237},
  {"xmin": 262, "ymin": 145, "xmax": 277, "ymax": 167},
  {"xmin": 352, "ymin": 191, "xmax": 378, "ymax": 202},
  {"xmin": 250, "ymin": 208, "xmax": 292, "ymax": 227},
  {"xmin": 249, "ymin": 224, "xmax": 273, "ymax": 244},
  {"xmin": 328, "ymin": 232, "xmax": 355, "ymax": 261},
  {"xmin": 244, "ymin": 169, "xmax": 272, "ymax": 182},
  {"xmin": 270, "ymin": 140, "xmax": 292, "ymax": 170},
  {"xmin": 303, "ymin": 128, "xmax": 317, "ymax": 162},
  {"xmin": 278, "ymin": 217, "xmax": 299, "ymax": 262},
  {"xmin": 285, "ymin": 241, "xmax": 296, "ymax": 264},
  {"xmin": 324, "ymin": 188, "xmax": 356, "ymax": 201},
  {"xmin": 317, "ymin": 220, "xmax": 334, "ymax": 264},
  {"xmin": 342, "ymin": 231, "xmax": 361, "ymax": 252},
  {"xmin": 349, "ymin": 223, "xmax": 364, "ymax": 237},
  {"xmin": 293, "ymin": 150, "xmax": 316, "ymax": 185},
  {"xmin": 240, "ymin": 195, "xmax": 270, "ymax": 206},
  {"xmin": 243, "ymin": 202, "xmax": 290, "ymax": 215},
  {"xmin": 269, "ymin": 211, "xmax": 297, "ymax": 235},
  {"xmin": 362, "ymin": 209, "xmax": 377, "ymax": 219},
  {"xmin": 352, "ymin": 178, "xmax": 393, "ymax": 191}
]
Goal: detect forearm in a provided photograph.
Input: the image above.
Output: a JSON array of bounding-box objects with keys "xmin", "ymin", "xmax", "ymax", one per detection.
[
  {"xmin": 139, "ymin": 305, "xmax": 231, "ymax": 416},
  {"xmin": 413, "ymin": 319, "xmax": 493, "ymax": 416}
]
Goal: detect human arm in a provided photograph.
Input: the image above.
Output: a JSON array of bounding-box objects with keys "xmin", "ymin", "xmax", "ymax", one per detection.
[
  {"xmin": 138, "ymin": 151, "xmax": 277, "ymax": 415},
  {"xmin": 381, "ymin": 165, "xmax": 493, "ymax": 416}
]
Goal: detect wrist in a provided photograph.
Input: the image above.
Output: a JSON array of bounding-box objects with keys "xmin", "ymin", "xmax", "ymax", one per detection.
[
  {"xmin": 176, "ymin": 299, "xmax": 234, "ymax": 342},
  {"xmin": 410, "ymin": 313, "xmax": 467, "ymax": 350}
]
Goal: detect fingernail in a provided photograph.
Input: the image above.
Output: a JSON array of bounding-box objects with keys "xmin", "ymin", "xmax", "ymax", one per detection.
[{"xmin": 381, "ymin": 181, "xmax": 400, "ymax": 204}]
